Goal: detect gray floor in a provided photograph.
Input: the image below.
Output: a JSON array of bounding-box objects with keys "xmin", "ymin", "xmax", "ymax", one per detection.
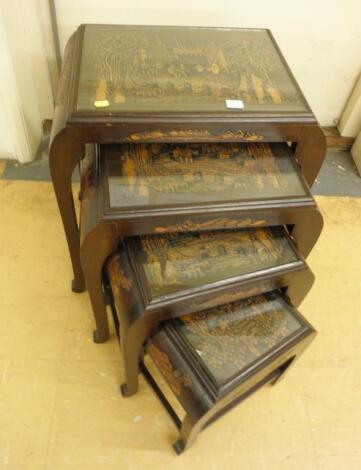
[
  {"xmin": 1, "ymin": 135, "xmax": 79, "ymax": 183},
  {"xmin": 312, "ymin": 149, "xmax": 361, "ymax": 197},
  {"xmin": 1, "ymin": 143, "xmax": 360, "ymax": 196}
]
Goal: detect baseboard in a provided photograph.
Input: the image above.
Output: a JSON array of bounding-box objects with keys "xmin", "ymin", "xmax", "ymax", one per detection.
[
  {"xmin": 322, "ymin": 126, "xmax": 355, "ymax": 150},
  {"xmin": 42, "ymin": 119, "xmax": 53, "ymax": 134}
]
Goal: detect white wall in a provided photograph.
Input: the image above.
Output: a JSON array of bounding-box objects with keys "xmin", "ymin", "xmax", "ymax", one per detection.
[
  {"xmin": 0, "ymin": 7, "xmax": 31, "ymax": 161},
  {"xmin": 0, "ymin": 0, "xmax": 53, "ymax": 162},
  {"xmin": 55, "ymin": 0, "xmax": 361, "ymax": 128},
  {"xmin": 2, "ymin": 0, "xmax": 360, "ymax": 162}
]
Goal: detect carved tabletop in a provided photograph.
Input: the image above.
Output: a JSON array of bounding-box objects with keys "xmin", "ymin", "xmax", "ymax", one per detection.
[{"xmin": 75, "ymin": 25, "xmax": 309, "ymax": 115}]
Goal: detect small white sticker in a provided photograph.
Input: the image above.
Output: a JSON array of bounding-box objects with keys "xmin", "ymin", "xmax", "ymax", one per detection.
[
  {"xmin": 225, "ymin": 99, "xmax": 244, "ymax": 109},
  {"xmin": 94, "ymin": 99, "xmax": 110, "ymax": 108}
]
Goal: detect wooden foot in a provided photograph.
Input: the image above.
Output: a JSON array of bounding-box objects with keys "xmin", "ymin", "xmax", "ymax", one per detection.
[
  {"xmin": 71, "ymin": 278, "xmax": 86, "ymax": 293},
  {"xmin": 267, "ymin": 376, "xmax": 279, "ymax": 387},
  {"xmin": 93, "ymin": 329, "xmax": 108, "ymax": 344},
  {"xmin": 81, "ymin": 224, "xmax": 117, "ymax": 348},
  {"xmin": 173, "ymin": 439, "xmax": 185, "ymax": 455},
  {"xmin": 120, "ymin": 383, "xmax": 133, "ymax": 398}
]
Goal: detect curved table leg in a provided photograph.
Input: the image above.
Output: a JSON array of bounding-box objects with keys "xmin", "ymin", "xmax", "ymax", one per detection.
[
  {"xmin": 172, "ymin": 358, "xmax": 297, "ymax": 454},
  {"xmin": 80, "ymin": 223, "xmax": 118, "ymax": 343},
  {"xmin": 295, "ymin": 124, "xmax": 326, "ymax": 187},
  {"xmin": 291, "ymin": 208, "xmax": 324, "ymax": 258},
  {"xmin": 120, "ymin": 316, "xmax": 157, "ymax": 397},
  {"xmin": 49, "ymin": 128, "xmax": 86, "ymax": 292},
  {"xmin": 268, "ymin": 356, "xmax": 295, "ymax": 387},
  {"xmin": 173, "ymin": 415, "xmax": 202, "ymax": 454}
]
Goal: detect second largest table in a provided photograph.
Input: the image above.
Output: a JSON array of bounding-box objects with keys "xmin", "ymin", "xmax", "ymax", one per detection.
[{"xmin": 79, "ymin": 141, "xmax": 322, "ymax": 343}]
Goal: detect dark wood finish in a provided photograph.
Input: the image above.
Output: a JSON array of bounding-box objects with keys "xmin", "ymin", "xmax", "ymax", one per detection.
[
  {"xmin": 50, "ymin": 26, "xmax": 323, "ymax": 453},
  {"xmin": 80, "ymin": 142, "xmax": 323, "ymax": 344},
  {"xmin": 106, "ymin": 225, "xmax": 314, "ymax": 397},
  {"xmin": 46, "ymin": 120, "xmax": 350, "ymax": 149},
  {"xmin": 144, "ymin": 291, "xmax": 316, "ymax": 452},
  {"xmin": 49, "ymin": 25, "xmax": 326, "ymax": 291}
]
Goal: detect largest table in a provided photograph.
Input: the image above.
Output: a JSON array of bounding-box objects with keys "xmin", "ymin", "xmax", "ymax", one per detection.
[{"xmin": 49, "ymin": 24, "xmax": 326, "ymax": 292}]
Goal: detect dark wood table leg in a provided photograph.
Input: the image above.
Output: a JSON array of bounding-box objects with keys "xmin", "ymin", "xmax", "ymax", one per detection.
[
  {"xmin": 80, "ymin": 223, "xmax": 119, "ymax": 343},
  {"xmin": 173, "ymin": 415, "xmax": 201, "ymax": 454},
  {"xmin": 49, "ymin": 128, "xmax": 86, "ymax": 292},
  {"xmin": 291, "ymin": 209, "xmax": 323, "ymax": 257},
  {"xmin": 120, "ymin": 316, "xmax": 157, "ymax": 397},
  {"xmin": 295, "ymin": 124, "xmax": 326, "ymax": 187}
]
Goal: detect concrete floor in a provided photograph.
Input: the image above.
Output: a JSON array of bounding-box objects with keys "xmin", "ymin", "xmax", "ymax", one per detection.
[
  {"xmin": 312, "ymin": 149, "xmax": 361, "ymax": 197},
  {"xmin": 0, "ymin": 151, "xmax": 360, "ymax": 469}
]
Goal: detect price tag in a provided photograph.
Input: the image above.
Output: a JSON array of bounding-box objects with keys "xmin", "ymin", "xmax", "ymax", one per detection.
[
  {"xmin": 225, "ymin": 99, "xmax": 244, "ymax": 109},
  {"xmin": 94, "ymin": 100, "xmax": 110, "ymax": 108}
]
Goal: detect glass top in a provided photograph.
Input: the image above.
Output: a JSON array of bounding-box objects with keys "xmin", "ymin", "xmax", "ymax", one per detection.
[
  {"xmin": 106, "ymin": 143, "xmax": 308, "ymax": 208},
  {"xmin": 131, "ymin": 226, "xmax": 298, "ymax": 299},
  {"xmin": 77, "ymin": 25, "xmax": 309, "ymax": 114},
  {"xmin": 172, "ymin": 292, "xmax": 302, "ymax": 386}
]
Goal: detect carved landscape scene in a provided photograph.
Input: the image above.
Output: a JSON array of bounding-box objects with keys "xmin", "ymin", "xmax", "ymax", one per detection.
[
  {"xmin": 77, "ymin": 25, "xmax": 305, "ymax": 112},
  {"xmin": 174, "ymin": 293, "xmax": 301, "ymax": 384},
  {"xmin": 107, "ymin": 142, "xmax": 305, "ymax": 207},
  {"xmin": 134, "ymin": 227, "xmax": 297, "ymax": 297}
]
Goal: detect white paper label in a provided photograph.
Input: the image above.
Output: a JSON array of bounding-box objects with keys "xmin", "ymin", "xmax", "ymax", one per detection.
[
  {"xmin": 225, "ymin": 99, "xmax": 244, "ymax": 109},
  {"xmin": 94, "ymin": 99, "xmax": 110, "ymax": 108}
]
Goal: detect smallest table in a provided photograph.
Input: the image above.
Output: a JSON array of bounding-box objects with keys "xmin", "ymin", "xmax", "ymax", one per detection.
[{"xmin": 143, "ymin": 291, "xmax": 315, "ymax": 453}]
